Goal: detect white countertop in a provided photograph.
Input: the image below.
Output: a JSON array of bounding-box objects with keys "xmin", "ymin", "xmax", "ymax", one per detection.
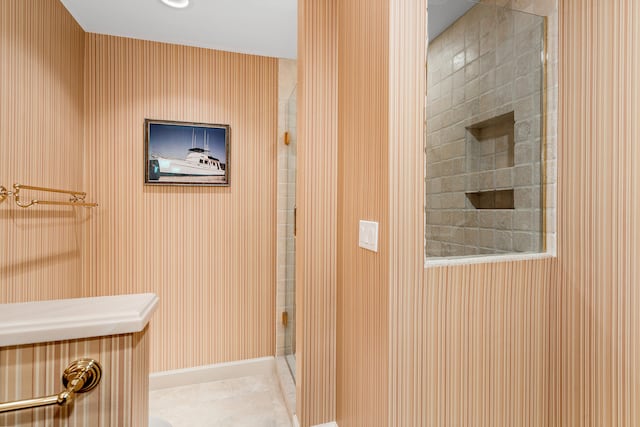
[{"xmin": 0, "ymin": 293, "xmax": 159, "ymax": 347}]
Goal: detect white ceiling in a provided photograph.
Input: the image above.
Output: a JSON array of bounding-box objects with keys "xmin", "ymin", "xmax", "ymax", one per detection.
[
  {"xmin": 428, "ymin": 0, "xmax": 476, "ymax": 42},
  {"xmin": 60, "ymin": 0, "xmax": 298, "ymax": 59},
  {"xmin": 60, "ymin": 0, "xmax": 472, "ymax": 59}
]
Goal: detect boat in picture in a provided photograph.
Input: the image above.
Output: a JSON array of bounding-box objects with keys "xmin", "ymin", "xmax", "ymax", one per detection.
[{"xmin": 149, "ymin": 129, "xmax": 225, "ymax": 179}]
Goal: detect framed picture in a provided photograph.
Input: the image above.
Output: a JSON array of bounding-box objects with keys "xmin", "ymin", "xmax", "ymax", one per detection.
[{"xmin": 144, "ymin": 119, "xmax": 230, "ymax": 186}]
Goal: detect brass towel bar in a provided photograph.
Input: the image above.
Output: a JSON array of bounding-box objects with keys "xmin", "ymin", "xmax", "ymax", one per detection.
[
  {"xmin": 0, "ymin": 359, "xmax": 102, "ymax": 414},
  {"xmin": 0, "ymin": 183, "xmax": 98, "ymax": 208}
]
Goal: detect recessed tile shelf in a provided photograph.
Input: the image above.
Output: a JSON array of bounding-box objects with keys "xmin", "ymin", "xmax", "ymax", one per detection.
[
  {"xmin": 466, "ymin": 111, "xmax": 515, "ymax": 172},
  {"xmin": 466, "ymin": 111, "xmax": 515, "ymax": 132},
  {"xmin": 465, "ymin": 189, "xmax": 515, "ymax": 209}
]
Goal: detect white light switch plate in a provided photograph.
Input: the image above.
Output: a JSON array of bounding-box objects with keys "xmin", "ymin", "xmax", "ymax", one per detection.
[{"xmin": 359, "ymin": 220, "xmax": 379, "ymax": 252}]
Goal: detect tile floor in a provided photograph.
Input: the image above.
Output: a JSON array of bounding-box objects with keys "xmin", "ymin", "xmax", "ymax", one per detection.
[{"xmin": 149, "ymin": 374, "xmax": 292, "ymax": 427}]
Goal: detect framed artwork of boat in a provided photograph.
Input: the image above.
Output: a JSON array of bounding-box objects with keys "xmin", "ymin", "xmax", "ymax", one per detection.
[{"xmin": 144, "ymin": 119, "xmax": 230, "ymax": 186}]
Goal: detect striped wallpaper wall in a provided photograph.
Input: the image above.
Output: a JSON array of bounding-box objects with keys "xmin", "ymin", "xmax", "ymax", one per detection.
[
  {"xmin": 299, "ymin": 0, "xmax": 427, "ymax": 425},
  {"xmin": 421, "ymin": 258, "xmax": 556, "ymax": 426},
  {"xmin": 418, "ymin": 2, "xmax": 558, "ymax": 424},
  {"xmin": 83, "ymin": 34, "xmax": 279, "ymax": 373},
  {"xmin": 416, "ymin": 0, "xmax": 640, "ymax": 425},
  {"xmin": 300, "ymin": 0, "xmax": 640, "ymax": 426},
  {"xmin": 0, "ymin": 0, "xmax": 86, "ymax": 303},
  {"xmin": 553, "ymin": 1, "xmax": 640, "ymax": 425},
  {"xmin": 387, "ymin": 0, "xmax": 427, "ymax": 425},
  {"xmin": 5, "ymin": 0, "xmax": 640, "ymax": 426},
  {"xmin": 421, "ymin": 1, "xmax": 640, "ymax": 425},
  {"xmin": 1, "ymin": 3, "xmax": 150, "ymax": 425},
  {"xmin": 3, "ymin": 1, "xmax": 280, "ymax": 424},
  {"xmin": 0, "ymin": 330, "xmax": 149, "ymax": 427},
  {"xmin": 336, "ymin": 0, "xmax": 390, "ymax": 425},
  {"xmin": 296, "ymin": 0, "xmax": 338, "ymax": 424}
]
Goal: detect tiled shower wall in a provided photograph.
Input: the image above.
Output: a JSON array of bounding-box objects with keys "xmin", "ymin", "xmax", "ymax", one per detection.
[
  {"xmin": 426, "ymin": 3, "xmax": 556, "ymax": 258},
  {"xmin": 276, "ymin": 59, "xmax": 296, "ymax": 356}
]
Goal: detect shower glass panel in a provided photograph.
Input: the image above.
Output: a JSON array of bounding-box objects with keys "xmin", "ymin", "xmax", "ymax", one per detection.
[
  {"xmin": 283, "ymin": 86, "xmax": 297, "ymax": 380},
  {"xmin": 426, "ymin": 1, "xmax": 547, "ymax": 259}
]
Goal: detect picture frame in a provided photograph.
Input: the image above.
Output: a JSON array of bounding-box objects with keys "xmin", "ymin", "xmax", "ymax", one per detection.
[{"xmin": 144, "ymin": 119, "xmax": 230, "ymax": 186}]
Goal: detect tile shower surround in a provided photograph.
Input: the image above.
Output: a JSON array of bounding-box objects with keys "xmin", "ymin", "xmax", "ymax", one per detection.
[
  {"xmin": 425, "ymin": 3, "xmax": 553, "ymax": 258},
  {"xmin": 277, "ymin": 59, "xmax": 297, "ymax": 357}
]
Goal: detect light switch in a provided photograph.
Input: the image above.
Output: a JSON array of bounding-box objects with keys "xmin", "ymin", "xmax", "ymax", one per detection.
[{"xmin": 359, "ymin": 220, "xmax": 379, "ymax": 252}]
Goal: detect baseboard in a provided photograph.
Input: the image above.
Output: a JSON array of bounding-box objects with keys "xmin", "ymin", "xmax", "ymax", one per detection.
[
  {"xmin": 292, "ymin": 414, "xmax": 338, "ymax": 427},
  {"xmin": 149, "ymin": 356, "xmax": 276, "ymax": 391}
]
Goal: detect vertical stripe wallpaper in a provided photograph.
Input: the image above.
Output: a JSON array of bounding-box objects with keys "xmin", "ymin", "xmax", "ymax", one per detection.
[
  {"xmin": 1, "ymin": 4, "xmax": 151, "ymax": 425},
  {"xmin": 301, "ymin": 0, "xmax": 640, "ymax": 426},
  {"xmin": 422, "ymin": 259, "xmax": 556, "ymax": 426},
  {"xmin": 419, "ymin": 0, "xmax": 640, "ymax": 426},
  {"xmin": 387, "ymin": 0, "xmax": 426, "ymax": 425},
  {"xmin": 553, "ymin": 1, "xmax": 640, "ymax": 425},
  {"xmin": 4, "ymin": 0, "xmax": 640, "ymax": 426},
  {"xmin": 83, "ymin": 34, "xmax": 279, "ymax": 373},
  {"xmin": 0, "ymin": 0, "xmax": 86, "ymax": 303},
  {"xmin": 296, "ymin": 0, "xmax": 338, "ymax": 425},
  {"xmin": 0, "ymin": 330, "xmax": 149, "ymax": 427},
  {"xmin": 336, "ymin": 0, "xmax": 390, "ymax": 425}
]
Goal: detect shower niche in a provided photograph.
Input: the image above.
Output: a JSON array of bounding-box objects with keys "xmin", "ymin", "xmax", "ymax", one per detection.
[
  {"xmin": 466, "ymin": 189, "xmax": 514, "ymax": 210},
  {"xmin": 464, "ymin": 112, "xmax": 515, "ymax": 210},
  {"xmin": 466, "ymin": 112, "xmax": 515, "ymax": 173}
]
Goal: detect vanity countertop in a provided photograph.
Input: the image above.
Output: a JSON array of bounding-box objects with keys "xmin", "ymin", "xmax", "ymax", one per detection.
[{"xmin": 0, "ymin": 293, "xmax": 159, "ymax": 347}]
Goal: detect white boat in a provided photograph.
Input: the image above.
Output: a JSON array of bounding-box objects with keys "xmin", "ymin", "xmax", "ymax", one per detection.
[{"xmin": 150, "ymin": 129, "xmax": 225, "ymax": 178}]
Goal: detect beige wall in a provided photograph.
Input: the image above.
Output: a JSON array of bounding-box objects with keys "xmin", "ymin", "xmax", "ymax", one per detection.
[
  {"xmin": 299, "ymin": 0, "xmax": 640, "ymax": 426},
  {"xmin": 297, "ymin": 0, "xmax": 426, "ymax": 426},
  {"xmin": 83, "ymin": 34, "xmax": 278, "ymax": 373},
  {"xmin": 0, "ymin": 330, "xmax": 149, "ymax": 427},
  {"xmin": 0, "ymin": 0, "xmax": 86, "ymax": 303},
  {"xmin": 422, "ymin": 0, "xmax": 640, "ymax": 425},
  {"xmin": 420, "ymin": 4, "xmax": 557, "ymax": 425},
  {"xmin": 7, "ymin": 0, "xmax": 640, "ymax": 425},
  {"xmin": 337, "ymin": 0, "xmax": 390, "ymax": 425},
  {"xmin": 296, "ymin": 0, "xmax": 338, "ymax": 425},
  {"xmin": 421, "ymin": 259, "xmax": 555, "ymax": 425},
  {"xmin": 2, "ymin": 0, "xmax": 280, "ymax": 422},
  {"xmin": 552, "ymin": 0, "xmax": 640, "ymax": 425},
  {"xmin": 4, "ymin": 0, "xmax": 279, "ymax": 376},
  {"xmin": 0, "ymin": 3, "xmax": 150, "ymax": 425}
]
